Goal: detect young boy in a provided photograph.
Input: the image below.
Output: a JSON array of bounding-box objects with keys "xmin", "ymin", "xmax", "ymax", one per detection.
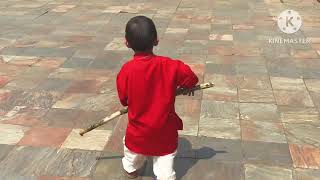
[{"xmin": 116, "ymin": 16, "xmax": 198, "ymax": 179}]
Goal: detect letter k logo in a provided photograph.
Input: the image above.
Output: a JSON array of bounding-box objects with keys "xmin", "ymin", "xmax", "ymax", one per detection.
[{"xmin": 286, "ymin": 16, "xmax": 294, "ymax": 27}]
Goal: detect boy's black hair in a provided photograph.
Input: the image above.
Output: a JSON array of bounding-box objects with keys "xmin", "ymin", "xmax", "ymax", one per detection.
[{"xmin": 125, "ymin": 16, "xmax": 157, "ymax": 51}]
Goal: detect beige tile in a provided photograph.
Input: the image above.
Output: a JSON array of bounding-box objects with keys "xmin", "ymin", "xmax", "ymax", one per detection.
[
  {"xmin": 104, "ymin": 38, "xmax": 128, "ymax": 51},
  {"xmin": 245, "ymin": 164, "xmax": 293, "ymax": 180},
  {"xmin": 61, "ymin": 129, "xmax": 111, "ymax": 151},
  {"xmin": 271, "ymin": 77, "xmax": 306, "ymax": 90},
  {"xmin": 305, "ymin": 79, "xmax": 320, "ymax": 93},
  {"xmin": 0, "ymin": 124, "xmax": 29, "ymax": 145}
]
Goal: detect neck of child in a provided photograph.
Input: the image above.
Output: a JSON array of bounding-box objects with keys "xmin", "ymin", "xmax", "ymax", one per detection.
[{"xmin": 134, "ymin": 49, "xmax": 154, "ymax": 55}]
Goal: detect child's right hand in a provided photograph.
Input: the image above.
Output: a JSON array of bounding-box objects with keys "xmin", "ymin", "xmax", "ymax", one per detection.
[{"xmin": 177, "ymin": 87, "xmax": 195, "ymax": 96}]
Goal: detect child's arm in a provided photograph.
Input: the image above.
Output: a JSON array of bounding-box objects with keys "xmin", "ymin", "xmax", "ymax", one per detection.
[
  {"xmin": 116, "ymin": 65, "xmax": 128, "ymax": 106},
  {"xmin": 176, "ymin": 61, "xmax": 199, "ymax": 89}
]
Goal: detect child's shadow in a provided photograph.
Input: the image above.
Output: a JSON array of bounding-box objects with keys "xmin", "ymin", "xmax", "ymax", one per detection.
[{"xmin": 141, "ymin": 137, "xmax": 226, "ymax": 180}]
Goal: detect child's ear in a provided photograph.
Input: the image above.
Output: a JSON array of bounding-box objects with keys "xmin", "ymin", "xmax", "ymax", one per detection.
[
  {"xmin": 125, "ymin": 40, "xmax": 131, "ymax": 48},
  {"xmin": 154, "ymin": 39, "xmax": 159, "ymax": 46}
]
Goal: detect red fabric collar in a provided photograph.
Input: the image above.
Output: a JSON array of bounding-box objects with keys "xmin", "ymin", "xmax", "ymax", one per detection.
[{"xmin": 133, "ymin": 52, "xmax": 154, "ymax": 60}]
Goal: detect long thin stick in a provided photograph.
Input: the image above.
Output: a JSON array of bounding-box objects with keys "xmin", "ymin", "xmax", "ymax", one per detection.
[{"xmin": 79, "ymin": 82, "xmax": 214, "ymax": 136}]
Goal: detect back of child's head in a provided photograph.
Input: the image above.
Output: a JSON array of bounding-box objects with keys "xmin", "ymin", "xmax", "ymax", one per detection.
[{"xmin": 125, "ymin": 16, "xmax": 157, "ymax": 52}]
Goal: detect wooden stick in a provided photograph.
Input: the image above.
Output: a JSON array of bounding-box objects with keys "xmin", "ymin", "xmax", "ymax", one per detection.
[{"xmin": 79, "ymin": 82, "xmax": 214, "ymax": 136}]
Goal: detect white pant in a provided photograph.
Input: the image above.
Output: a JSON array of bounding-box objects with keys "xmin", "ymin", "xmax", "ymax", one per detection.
[{"xmin": 122, "ymin": 144, "xmax": 177, "ymax": 180}]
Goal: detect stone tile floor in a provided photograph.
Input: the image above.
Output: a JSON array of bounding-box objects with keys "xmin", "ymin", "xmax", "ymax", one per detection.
[{"xmin": 0, "ymin": 0, "xmax": 320, "ymax": 179}]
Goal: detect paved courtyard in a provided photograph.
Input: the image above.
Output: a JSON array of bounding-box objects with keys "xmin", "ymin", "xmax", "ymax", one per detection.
[{"xmin": 0, "ymin": 0, "xmax": 320, "ymax": 179}]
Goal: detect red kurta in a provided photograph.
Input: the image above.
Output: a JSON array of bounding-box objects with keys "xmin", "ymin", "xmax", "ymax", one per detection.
[{"xmin": 116, "ymin": 52, "xmax": 198, "ymax": 156}]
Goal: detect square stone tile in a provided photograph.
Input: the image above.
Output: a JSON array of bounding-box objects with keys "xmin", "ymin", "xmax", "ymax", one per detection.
[
  {"xmin": 177, "ymin": 160, "xmax": 244, "ymax": 180},
  {"xmin": 54, "ymin": 92, "xmax": 119, "ymax": 111},
  {"xmin": 278, "ymin": 106, "xmax": 319, "ymax": 125},
  {"xmin": 165, "ymin": 28, "xmax": 188, "ymax": 34},
  {"xmin": 199, "ymin": 118, "xmax": 240, "ymax": 139},
  {"xmin": 284, "ymin": 123, "xmax": 320, "ymax": 148},
  {"xmin": 104, "ymin": 38, "xmax": 128, "ymax": 51},
  {"xmin": 273, "ymin": 90, "xmax": 314, "ymax": 107},
  {"xmin": 62, "ymin": 57, "xmax": 92, "ymax": 69},
  {"xmin": 244, "ymin": 164, "xmax": 293, "ymax": 180},
  {"xmin": 65, "ymin": 80, "xmax": 103, "ymax": 93},
  {"xmin": 0, "ymin": 144, "xmax": 14, "ymax": 162},
  {"xmin": 0, "ymin": 146, "xmax": 57, "ymax": 177},
  {"xmin": 5, "ymin": 78, "xmax": 45, "ymax": 90},
  {"xmin": 196, "ymin": 137, "xmax": 242, "ymax": 162},
  {"xmin": 35, "ymin": 78, "xmax": 71, "ymax": 91},
  {"xmin": 203, "ymin": 86, "xmax": 238, "ymax": 102},
  {"xmin": 289, "ymin": 144, "xmax": 320, "ymax": 169},
  {"xmin": 38, "ymin": 176, "xmax": 90, "ymax": 180},
  {"xmin": 52, "ymin": 93, "xmax": 91, "ymax": 109},
  {"xmin": 239, "ymin": 103, "xmax": 280, "ymax": 122},
  {"xmin": 291, "ymin": 50, "xmax": 318, "ymax": 59},
  {"xmin": 271, "ymin": 77, "xmax": 306, "ymax": 91},
  {"xmin": 175, "ymin": 99, "xmax": 200, "ymax": 136},
  {"xmin": 305, "ymin": 79, "xmax": 320, "ymax": 93},
  {"xmin": 61, "ymin": 129, "xmax": 111, "ymax": 151},
  {"xmin": 33, "ymin": 57, "xmax": 66, "ymax": 69},
  {"xmin": 41, "ymin": 148, "xmax": 100, "ymax": 177},
  {"xmin": 1, "ymin": 108, "xmax": 48, "ymax": 127},
  {"xmin": 176, "ymin": 136, "xmax": 199, "ymax": 158},
  {"xmin": 241, "ymin": 121, "xmax": 287, "ymax": 143},
  {"xmin": 209, "ymin": 34, "xmax": 233, "ymax": 41},
  {"xmin": 0, "ymin": 75, "xmax": 11, "ymax": 87},
  {"xmin": 44, "ymin": 108, "xmax": 113, "ymax": 130},
  {"xmin": 92, "ymin": 151, "xmax": 125, "ymax": 180},
  {"xmin": 18, "ymin": 126, "xmax": 71, "ymax": 148},
  {"xmin": 294, "ymin": 168, "xmax": 320, "ymax": 180},
  {"xmin": 0, "ymin": 124, "xmax": 29, "ymax": 145},
  {"xmin": 0, "ymin": 89, "xmax": 13, "ymax": 104},
  {"xmin": 239, "ymin": 89, "xmax": 275, "ymax": 103},
  {"xmin": 204, "ymin": 74, "xmax": 238, "ymax": 88},
  {"xmin": 4, "ymin": 90, "xmax": 62, "ymax": 109},
  {"xmin": 242, "ymin": 141, "xmax": 292, "ymax": 167},
  {"xmin": 235, "ymin": 64, "xmax": 268, "ymax": 76},
  {"xmin": 237, "ymin": 75, "xmax": 272, "ymax": 90},
  {"xmin": 233, "ymin": 24, "xmax": 255, "ymax": 30},
  {"xmin": 201, "ymin": 100, "xmax": 239, "ymax": 119},
  {"xmin": 309, "ymin": 91, "xmax": 320, "ymax": 109},
  {"xmin": 206, "ymin": 61, "xmax": 236, "ymax": 76}
]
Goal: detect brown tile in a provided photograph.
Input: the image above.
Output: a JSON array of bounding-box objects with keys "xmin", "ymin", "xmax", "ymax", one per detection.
[
  {"xmin": 18, "ymin": 126, "xmax": 71, "ymax": 148},
  {"xmin": 289, "ymin": 144, "xmax": 320, "ymax": 169},
  {"xmin": 65, "ymin": 80, "xmax": 104, "ymax": 93},
  {"xmin": 274, "ymin": 90, "xmax": 314, "ymax": 107},
  {"xmin": 175, "ymin": 99, "xmax": 200, "ymax": 136},
  {"xmin": 241, "ymin": 121, "xmax": 286, "ymax": 143},
  {"xmin": 2, "ymin": 108, "xmax": 48, "ymax": 127},
  {"xmin": 239, "ymin": 89, "xmax": 274, "ymax": 103}
]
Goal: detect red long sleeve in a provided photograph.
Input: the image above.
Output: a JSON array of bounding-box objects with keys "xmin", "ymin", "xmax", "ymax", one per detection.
[
  {"xmin": 176, "ymin": 61, "xmax": 198, "ymax": 88},
  {"xmin": 116, "ymin": 65, "xmax": 128, "ymax": 106}
]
